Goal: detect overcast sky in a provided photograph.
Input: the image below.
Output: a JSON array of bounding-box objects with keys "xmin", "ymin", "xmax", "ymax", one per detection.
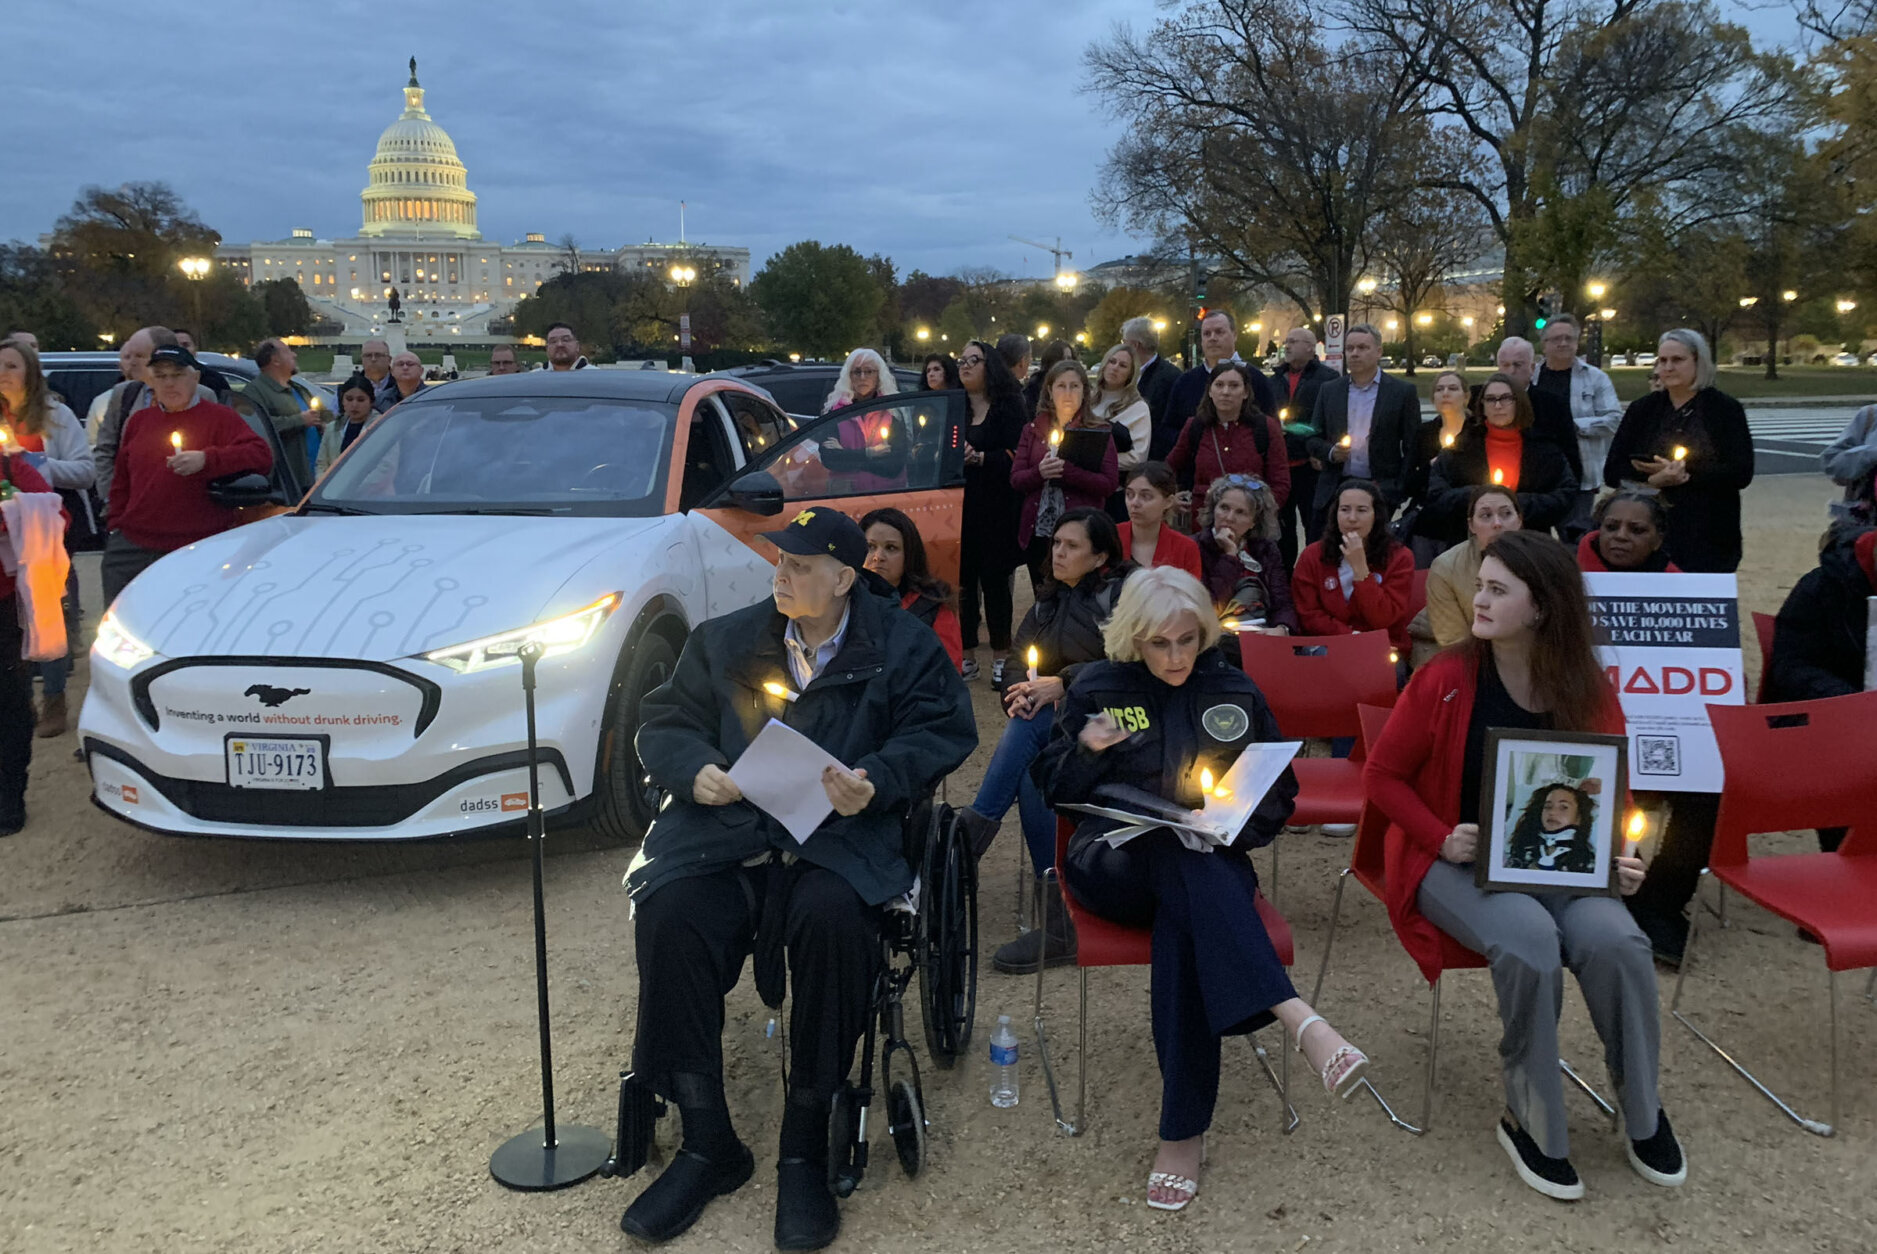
[{"xmin": 8, "ymin": 0, "xmax": 1800, "ymax": 280}]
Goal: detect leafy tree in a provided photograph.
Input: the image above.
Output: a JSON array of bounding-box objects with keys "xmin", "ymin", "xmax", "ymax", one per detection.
[
  {"xmin": 256, "ymin": 278, "xmax": 313, "ymax": 337},
  {"xmin": 513, "ymin": 270, "xmax": 635, "ymax": 355},
  {"xmin": 1086, "ymin": 1, "xmax": 1436, "ymax": 322},
  {"xmin": 1082, "ymin": 286, "xmax": 1175, "ymax": 355},
  {"xmin": 899, "ymin": 271, "xmax": 965, "ymax": 329},
  {"xmin": 750, "ymin": 241, "xmax": 885, "ymax": 358},
  {"xmin": 0, "ymin": 244, "xmax": 96, "ymax": 350},
  {"xmin": 1340, "ymin": 0, "xmax": 1800, "ymax": 334}
]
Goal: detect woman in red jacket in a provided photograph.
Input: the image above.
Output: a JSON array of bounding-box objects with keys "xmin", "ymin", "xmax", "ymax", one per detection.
[
  {"xmin": 1166, "ymin": 361, "xmax": 1290, "ymax": 519},
  {"xmin": 1365, "ymin": 531, "xmax": 1683, "ymax": 1202},
  {"xmin": 1575, "ymin": 490, "xmax": 1681, "ymax": 574},
  {"xmin": 1291, "ymin": 479, "xmax": 1414, "ymax": 647},
  {"xmin": 1117, "ymin": 461, "xmax": 1203, "ymax": 579},
  {"xmin": 1010, "ymin": 359, "xmax": 1120, "ymax": 590},
  {"xmin": 860, "ymin": 507, "xmax": 963, "ymax": 672}
]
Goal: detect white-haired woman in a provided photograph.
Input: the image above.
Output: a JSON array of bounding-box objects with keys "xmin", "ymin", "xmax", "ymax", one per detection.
[
  {"xmin": 1091, "ymin": 343, "xmax": 1152, "ymax": 473},
  {"xmin": 820, "ymin": 347, "xmax": 906, "ymax": 492},
  {"xmin": 1602, "ymin": 329, "xmax": 1753, "ymax": 573},
  {"xmin": 1035, "ymin": 566, "xmax": 1370, "ymax": 1212}
]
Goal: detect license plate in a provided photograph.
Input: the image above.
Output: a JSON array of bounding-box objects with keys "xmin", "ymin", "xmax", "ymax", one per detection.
[{"xmin": 226, "ymin": 737, "xmax": 325, "ymax": 790}]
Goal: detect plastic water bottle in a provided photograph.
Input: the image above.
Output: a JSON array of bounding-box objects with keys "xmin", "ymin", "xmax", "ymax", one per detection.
[{"xmin": 989, "ymin": 1015, "xmax": 1019, "ymax": 1108}]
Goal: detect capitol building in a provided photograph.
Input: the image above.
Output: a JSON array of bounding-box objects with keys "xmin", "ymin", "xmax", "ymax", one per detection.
[{"xmin": 213, "ymin": 60, "xmax": 750, "ymax": 339}]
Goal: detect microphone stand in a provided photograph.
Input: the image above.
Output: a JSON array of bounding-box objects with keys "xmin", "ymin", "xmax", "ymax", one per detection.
[{"xmin": 489, "ymin": 641, "xmax": 610, "ymax": 1190}]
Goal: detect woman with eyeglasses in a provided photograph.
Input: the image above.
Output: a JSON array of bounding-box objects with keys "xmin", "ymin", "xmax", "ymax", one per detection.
[
  {"xmin": 818, "ymin": 347, "xmax": 907, "ymax": 493},
  {"xmin": 957, "ymin": 339, "xmax": 1030, "ymax": 685},
  {"xmin": 1424, "ymin": 372, "xmax": 1575, "ymax": 538}
]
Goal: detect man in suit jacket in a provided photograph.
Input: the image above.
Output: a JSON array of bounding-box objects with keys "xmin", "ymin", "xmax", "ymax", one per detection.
[
  {"xmin": 1270, "ymin": 326, "xmax": 1337, "ymax": 564},
  {"xmin": 1162, "ymin": 310, "xmax": 1277, "ymax": 464},
  {"xmin": 1305, "ymin": 322, "xmax": 1424, "ymax": 526},
  {"xmin": 1124, "ymin": 315, "xmax": 1183, "ymax": 459}
]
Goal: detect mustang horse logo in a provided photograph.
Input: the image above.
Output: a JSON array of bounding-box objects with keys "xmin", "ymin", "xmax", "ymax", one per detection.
[{"xmin": 245, "ymin": 684, "xmax": 311, "ymax": 708}]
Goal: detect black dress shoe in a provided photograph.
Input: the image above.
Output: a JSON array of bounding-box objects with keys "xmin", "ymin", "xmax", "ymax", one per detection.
[
  {"xmin": 774, "ymin": 1157, "xmax": 840, "ymax": 1251},
  {"xmin": 620, "ymin": 1142, "xmax": 754, "ymax": 1244}
]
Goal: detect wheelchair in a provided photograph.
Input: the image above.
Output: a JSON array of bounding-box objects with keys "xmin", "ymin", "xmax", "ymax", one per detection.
[{"xmin": 600, "ymin": 797, "xmax": 980, "ymax": 1195}]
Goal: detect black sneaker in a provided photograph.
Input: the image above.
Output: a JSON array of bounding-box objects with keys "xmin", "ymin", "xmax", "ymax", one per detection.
[
  {"xmin": 991, "ymin": 922, "xmax": 1077, "ymax": 974},
  {"xmin": 1496, "ymin": 1117, "xmax": 1584, "ymax": 1201},
  {"xmin": 1627, "ymin": 1109, "xmax": 1687, "ymax": 1187}
]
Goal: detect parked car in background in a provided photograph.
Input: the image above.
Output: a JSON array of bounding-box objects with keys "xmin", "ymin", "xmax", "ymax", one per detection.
[
  {"xmin": 1633, "ymin": 352, "xmax": 1657, "ymax": 367},
  {"xmin": 79, "ymin": 369, "xmax": 968, "ymax": 843},
  {"xmin": 1420, "ymin": 354, "xmax": 1442, "ymax": 367},
  {"xmin": 713, "ymin": 360, "xmax": 923, "ymax": 419},
  {"xmin": 1831, "ymin": 351, "xmax": 1862, "ymax": 366}
]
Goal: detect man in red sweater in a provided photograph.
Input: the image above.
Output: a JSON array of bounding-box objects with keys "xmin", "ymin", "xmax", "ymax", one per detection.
[{"xmin": 102, "ymin": 345, "xmax": 273, "ymax": 606}]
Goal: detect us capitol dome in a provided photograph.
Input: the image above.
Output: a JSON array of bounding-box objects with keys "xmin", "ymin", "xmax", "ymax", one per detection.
[{"xmin": 213, "ymin": 59, "xmax": 749, "ymax": 340}]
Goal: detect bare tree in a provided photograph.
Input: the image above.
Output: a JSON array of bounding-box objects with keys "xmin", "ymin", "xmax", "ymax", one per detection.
[
  {"xmin": 1085, "ymin": 0, "xmax": 1441, "ymax": 323},
  {"xmin": 1338, "ymin": 0, "xmax": 1799, "ymax": 334},
  {"xmin": 1364, "ymin": 181, "xmax": 1493, "ymax": 372}
]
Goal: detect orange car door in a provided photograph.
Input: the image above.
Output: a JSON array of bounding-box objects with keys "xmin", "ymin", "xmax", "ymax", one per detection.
[{"xmin": 694, "ymin": 389, "xmax": 968, "ymax": 584}]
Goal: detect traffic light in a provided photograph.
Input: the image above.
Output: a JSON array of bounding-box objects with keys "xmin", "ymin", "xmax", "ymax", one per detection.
[{"xmin": 1535, "ymin": 291, "xmax": 1563, "ymax": 330}]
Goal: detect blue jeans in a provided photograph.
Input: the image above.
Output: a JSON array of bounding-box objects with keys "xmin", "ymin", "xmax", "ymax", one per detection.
[
  {"xmin": 971, "ymin": 705, "xmax": 1056, "ymax": 875},
  {"xmin": 38, "ymin": 657, "xmax": 67, "ymax": 698}
]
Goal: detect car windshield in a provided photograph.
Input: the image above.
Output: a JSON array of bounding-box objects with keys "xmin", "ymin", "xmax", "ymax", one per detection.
[{"xmin": 309, "ymin": 395, "xmax": 674, "ymax": 516}]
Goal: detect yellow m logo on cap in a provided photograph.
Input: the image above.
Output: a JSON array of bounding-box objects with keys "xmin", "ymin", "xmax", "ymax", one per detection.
[{"xmin": 791, "ymin": 509, "xmax": 817, "ymax": 526}]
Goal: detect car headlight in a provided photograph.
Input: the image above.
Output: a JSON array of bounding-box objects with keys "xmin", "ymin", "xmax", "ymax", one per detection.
[
  {"xmin": 94, "ymin": 612, "xmax": 158, "ymax": 669},
  {"xmin": 421, "ymin": 593, "xmax": 621, "ymax": 674}
]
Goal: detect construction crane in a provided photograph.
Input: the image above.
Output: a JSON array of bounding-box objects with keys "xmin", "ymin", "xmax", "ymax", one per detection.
[{"xmin": 1009, "ymin": 235, "xmax": 1077, "ymax": 288}]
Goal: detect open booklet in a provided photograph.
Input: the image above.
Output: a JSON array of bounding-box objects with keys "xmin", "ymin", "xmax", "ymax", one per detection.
[{"xmin": 1061, "ymin": 740, "xmax": 1302, "ymax": 852}]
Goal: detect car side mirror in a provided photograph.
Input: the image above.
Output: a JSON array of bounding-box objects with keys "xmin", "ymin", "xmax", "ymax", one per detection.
[
  {"xmin": 723, "ymin": 471, "xmax": 784, "ymax": 516},
  {"xmin": 208, "ymin": 472, "xmax": 286, "ymax": 509}
]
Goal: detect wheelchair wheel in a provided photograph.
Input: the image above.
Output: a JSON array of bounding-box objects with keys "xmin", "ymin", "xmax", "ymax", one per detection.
[
  {"xmin": 887, "ymin": 1077, "xmax": 926, "ymax": 1178},
  {"xmin": 918, "ymin": 810, "xmax": 979, "ymax": 1068}
]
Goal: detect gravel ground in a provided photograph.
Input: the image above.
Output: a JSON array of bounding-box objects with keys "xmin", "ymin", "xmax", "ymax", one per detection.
[{"xmin": 1, "ymin": 475, "xmax": 1871, "ymax": 1254}]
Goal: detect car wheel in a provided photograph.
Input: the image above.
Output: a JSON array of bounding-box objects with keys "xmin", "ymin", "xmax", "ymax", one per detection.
[{"xmin": 592, "ymin": 631, "xmax": 678, "ymax": 842}]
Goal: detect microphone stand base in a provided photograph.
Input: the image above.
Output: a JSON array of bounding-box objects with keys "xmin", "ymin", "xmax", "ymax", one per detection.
[{"xmin": 490, "ymin": 1123, "xmax": 612, "ymax": 1191}]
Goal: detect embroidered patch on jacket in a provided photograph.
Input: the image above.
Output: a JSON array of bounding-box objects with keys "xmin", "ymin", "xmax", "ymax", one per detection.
[{"xmin": 1202, "ymin": 703, "xmax": 1250, "ymax": 741}]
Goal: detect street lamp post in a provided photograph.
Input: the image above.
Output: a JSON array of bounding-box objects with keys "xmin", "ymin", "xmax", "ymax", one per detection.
[
  {"xmin": 1584, "ymin": 280, "xmax": 1608, "ymax": 367},
  {"xmin": 179, "ymin": 256, "xmax": 211, "ymax": 337},
  {"xmin": 669, "ymin": 264, "xmax": 696, "ymax": 365}
]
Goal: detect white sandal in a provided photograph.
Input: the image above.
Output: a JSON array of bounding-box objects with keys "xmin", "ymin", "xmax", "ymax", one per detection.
[
  {"xmin": 1145, "ymin": 1135, "xmax": 1206, "ymax": 1212},
  {"xmin": 1294, "ymin": 1013, "xmax": 1370, "ymax": 1100}
]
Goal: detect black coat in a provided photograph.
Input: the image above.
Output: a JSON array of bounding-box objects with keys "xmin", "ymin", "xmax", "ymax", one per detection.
[
  {"xmin": 1424, "ymin": 423, "xmax": 1576, "ymax": 541},
  {"xmin": 1468, "ymin": 383, "xmax": 1583, "ymax": 488},
  {"xmin": 1139, "ymin": 355, "xmax": 1181, "ymax": 456},
  {"xmin": 1165, "ymin": 362, "xmax": 1278, "ymax": 452},
  {"xmin": 1306, "ymin": 371, "xmax": 1424, "ymax": 513},
  {"xmin": 962, "ymin": 392, "xmax": 1029, "ymax": 572},
  {"xmin": 1270, "ymin": 359, "xmax": 1335, "ymax": 463},
  {"xmin": 1033, "ymin": 652, "xmax": 1298, "ymax": 850},
  {"xmin": 1011, "ymin": 567, "xmax": 1128, "ymax": 685},
  {"xmin": 628, "ymin": 577, "xmax": 977, "ymax": 907},
  {"xmin": 1603, "ymin": 387, "xmax": 1754, "ymax": 573},
  {"xmin": 1766, "ymin": 526, "xmax": 1875, "ymax": 702}
]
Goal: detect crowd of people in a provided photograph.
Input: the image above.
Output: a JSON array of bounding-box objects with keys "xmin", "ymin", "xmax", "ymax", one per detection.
[{"xmin": 3, "ymin": 307, "xmax": 1873, "ymax": 1249}]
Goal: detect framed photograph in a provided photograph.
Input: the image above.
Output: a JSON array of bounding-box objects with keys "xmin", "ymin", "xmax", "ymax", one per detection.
[{"xmin": 1477, "ymin": 729, "xmax": 1629, "ymax": 897}]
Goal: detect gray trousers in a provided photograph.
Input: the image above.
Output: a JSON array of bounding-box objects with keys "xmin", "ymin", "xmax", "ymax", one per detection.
[{"xmin": 1418, "ymin": 860, "xmax": 1661, "ymax": 1157}]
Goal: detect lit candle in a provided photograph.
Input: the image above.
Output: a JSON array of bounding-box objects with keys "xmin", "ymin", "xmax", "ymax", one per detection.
[
  {"xmin": 762, "ymin": 680, "xmax": 799, "ymax": 703},
  {"xmin": 1441, "ymin": 431, "xmax": 1455, "ymax": 448},
  {"xmin": 1025, "ymin": 645, "xmax": 1039, "ymax": 682},
  {"xmin": 1339, "ymin": 434, "xmax": 1352, "ymax": 448},
  {"xmin": 1199, "ymin": 767, "xmax": 1214, "ymax": 797},
  {"xmin": 1671, "ymin": 445, "xmax": 1688, "ymax": 462},
  {"xmin": 169, "ymin": 431, "xmax": 184, "ymax": 453},
  {"xmin": 1626, "ymin": 809, "xmax": 1648, "ymax": 852},
  {"xmin": 1048, "ymin": 427, "xmax": 1062, "ymax": 452},
  {"xmin": 1278, "ymin": 407, "xmax": 1289, "ymax": 422}
]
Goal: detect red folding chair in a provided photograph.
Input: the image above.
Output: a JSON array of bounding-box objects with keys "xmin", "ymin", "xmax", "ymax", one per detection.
[
  {"xmin": 1032, "ymin": 818, "xmax": 1298, "ymax": 1136},
  {"xmin": 1237, "ymin": 631, "xmax": 1399, "ymax": 898},
  {"xmin": 1670, "ymin": 692, "xmax": 1877, "ymax": 1137},
  {"xmin": 1311, "ymin": 704, "xmax": 1618, "ymax": 1135},
  {"xmin": 1750, "ymin": 611, "xmax": 1777, "ymax": 704}
]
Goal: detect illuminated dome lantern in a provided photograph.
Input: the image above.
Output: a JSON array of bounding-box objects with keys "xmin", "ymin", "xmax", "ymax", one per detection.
[{"xmin": 359, "ymin": 57, "xmax": 480, "ymax": 240}]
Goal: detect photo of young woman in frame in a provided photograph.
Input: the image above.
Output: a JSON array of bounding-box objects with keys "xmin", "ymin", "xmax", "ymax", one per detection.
[{"xmin": 1479, "ymin": 730, "xmax": 1629, "ymax": 896}]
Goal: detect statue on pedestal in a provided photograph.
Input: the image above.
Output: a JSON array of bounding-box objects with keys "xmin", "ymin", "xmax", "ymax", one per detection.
[{"xmin": 387, "ymin": 286, "xmax": 403, "ymax": 323}]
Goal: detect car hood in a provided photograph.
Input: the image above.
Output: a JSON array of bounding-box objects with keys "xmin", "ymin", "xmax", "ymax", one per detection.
[{"xmin": 115, "ymin": 513, "xmax": 677, "ymax": 662}]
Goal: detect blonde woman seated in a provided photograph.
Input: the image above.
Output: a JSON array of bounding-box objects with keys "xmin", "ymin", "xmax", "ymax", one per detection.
[
  {"xmin": 1406, "ymin": 484, "xmax": 1523, "ymax": 667},
  {"xmin": 1035, "ymin": 567, "xmax": 1370, "ymax": 1213}
]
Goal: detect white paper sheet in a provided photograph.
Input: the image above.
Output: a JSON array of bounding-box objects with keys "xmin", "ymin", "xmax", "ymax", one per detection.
[
  {"xmin": 727, "ymin": 718, "xmax": 843, "ymax": 844},
  {"xmin": 1064, "ymin": 740, "xmax": 1302, "ymax": 851}
]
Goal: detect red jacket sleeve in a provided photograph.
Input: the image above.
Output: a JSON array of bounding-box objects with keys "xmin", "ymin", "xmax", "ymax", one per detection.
[
  {"xmin": 1364, "ymin": 668, "xmax": 1454, "ymax": 856},
  {"xmin": 933, "ymin": 604, "xmax": 964, "ymax": 673},
  {"xmin": 0, "ymin": 455, "xmax": 68, "ymax": 531},
  {"xmin": 1009, "ymin": 423, "xmax": 1044, "ymax": 496},
  {"xmin": 1173, "ymin": 532, "xmax": 1204, "ymax": 582},
  {"xmin": 1292, "ymin": 545, "xmax": 1352, "ymax": 636},
  {"xmin": 1348, "ymin": 545, "xmax": 1414, "ymax": 632},
  {"xmin": 202, "ymin": 410, "xmax": 274, "ymax": 479},
  {"xmin": 1261, "ymin": 415, "xmax": 1291, "ymax": 509},
  {"xmin": 1165, "ymin": 416, "xmax": 1199, "ymax": 475}
]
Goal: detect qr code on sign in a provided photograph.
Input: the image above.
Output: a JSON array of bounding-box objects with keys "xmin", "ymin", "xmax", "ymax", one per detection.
[{"xmin": 1637, "ymin": 736, "xmax": 1681, "ymax": 776}]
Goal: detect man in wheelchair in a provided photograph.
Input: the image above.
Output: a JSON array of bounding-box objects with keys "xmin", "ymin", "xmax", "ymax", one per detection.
[{"xmin": 621, "ymin": 508, "xmax": 975, "ymax": 1250}]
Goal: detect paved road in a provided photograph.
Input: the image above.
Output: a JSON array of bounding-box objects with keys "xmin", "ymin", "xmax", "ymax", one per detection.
[{"xmin": 1745, "ymin": 404, "xmax": 1859, "ymax": 475}]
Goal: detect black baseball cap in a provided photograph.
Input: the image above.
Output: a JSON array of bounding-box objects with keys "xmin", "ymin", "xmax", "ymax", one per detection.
[
  {"xmin": 147, "ymin": 344, "xmax": 200, "ymax": 372},
  {"xmin": 761, "ymin": 507, "xmax": 867, "ymax": 570}
]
